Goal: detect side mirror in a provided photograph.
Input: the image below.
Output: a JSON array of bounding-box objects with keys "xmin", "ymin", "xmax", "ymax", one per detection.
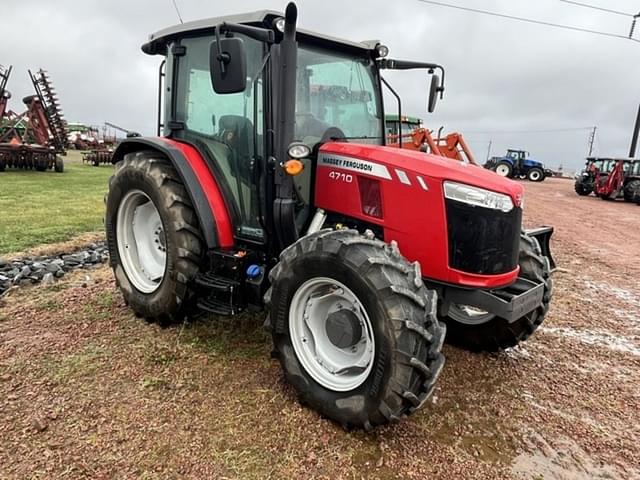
[
  {"xmin": 427, "ymin": 74, "xmax": 442, "ymax": 113},
  {"xmin": 210, "ymin": 36, "xmax": 247, "ymax": 94}
]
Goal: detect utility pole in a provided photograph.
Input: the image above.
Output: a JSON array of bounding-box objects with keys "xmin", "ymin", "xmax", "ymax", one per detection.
[
  {"xmin": 587, "ymin": 126, "xmax": 597, "ymax": 156},
  {"xmin": 630, "ymin": 103, "xmax": 640, "ymax": 158},
  {"xmin": 486, "ymin": 140, "xmax": 492, "ymax": 161},
  {"xmin": 630, "ymin": 12, "xmax": 639, "ymax": 39}
]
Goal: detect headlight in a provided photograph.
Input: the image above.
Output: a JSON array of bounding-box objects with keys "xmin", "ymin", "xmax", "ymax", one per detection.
[
  {"xmin": 287, "ymin": 142, "xmax": 311, "ymax": 159},
  {"xmin": 443, "ymin": 181, "xmax": 514, "ymax": 213}
]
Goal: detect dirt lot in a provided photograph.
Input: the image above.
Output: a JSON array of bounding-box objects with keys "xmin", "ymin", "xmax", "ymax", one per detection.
[{"xmin": 1, "ymin": 178, "xmax": 638, "ymax": 479}]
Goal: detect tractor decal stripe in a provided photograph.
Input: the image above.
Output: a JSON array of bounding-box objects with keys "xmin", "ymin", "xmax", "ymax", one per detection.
[
  {"xmin": 417, "ymin": 176, "xmax": 429, "ymax": 191},
  {"xmin": 395, "ymin": 169, "xmax": 411, "ymax": 186},
  {"xmin": 318, "ymin": 153, "xmax": 392, "ymax": 180}
]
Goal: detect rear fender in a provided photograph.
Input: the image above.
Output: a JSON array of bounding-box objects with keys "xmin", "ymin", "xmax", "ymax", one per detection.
[
  {"xmin": 525, "ymin": 226, "xmax": 555, "ymax": 270},
  {"xmin": 112, "ymin": 137, "xmax": 234, "ymax": 250}
]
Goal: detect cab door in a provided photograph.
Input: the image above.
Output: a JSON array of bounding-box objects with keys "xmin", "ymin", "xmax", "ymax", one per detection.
[{"xmin": 172, "ymin": 34, "xmax": 267, "ymax": 243}]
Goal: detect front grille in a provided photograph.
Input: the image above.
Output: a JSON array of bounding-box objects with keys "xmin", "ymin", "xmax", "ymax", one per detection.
[{"xmin": 446, "ymin": 199, "xmax": 521, "ymax": 275}]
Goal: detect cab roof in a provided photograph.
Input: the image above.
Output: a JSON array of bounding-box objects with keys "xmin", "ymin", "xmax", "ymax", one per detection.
[
  {"xmin": 142, "ymin": 9, "xmax": 379, "ymax": 56},
  {"xmin": 587, "ymin": 157, "xmax": 638, "ymax": 162}
]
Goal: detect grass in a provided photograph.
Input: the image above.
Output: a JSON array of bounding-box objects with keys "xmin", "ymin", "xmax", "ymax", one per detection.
[
  {"xmin": 52, "ymin": 344, "xmax": 108, "ymax": 382},
  {"xmin": 0, "ymin": 151, "xmax": 112, "ymax": 254}
]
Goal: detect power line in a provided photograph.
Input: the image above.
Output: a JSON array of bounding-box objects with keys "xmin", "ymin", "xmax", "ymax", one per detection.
[
  {"xmin": 465, "ymin": 126, "xmax": 596, "ymax": 135},
  {"xmin": 416, "ymin": 0, "xmax": 640, "ymax": 43},
  {"xmin": 171, "ymin": 0, "xmax": 184, "ymax": 24},
  {"xmin": 559, "ymin": 0, "xmax": 634, "ymax": 18}
]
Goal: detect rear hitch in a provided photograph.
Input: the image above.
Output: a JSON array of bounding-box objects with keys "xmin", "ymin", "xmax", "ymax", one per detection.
[{"xmin": 525, "ymin": 226, "xmax": 556, "ymax": 271}]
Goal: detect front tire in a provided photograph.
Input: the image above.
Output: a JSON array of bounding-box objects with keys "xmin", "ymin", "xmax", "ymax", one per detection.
[
  {"xmin": 442, "ymin": 233, "xmax": 552, "ymax": 352},
  {"xmin": 105, "ymin": 151, "xmax": 204, "ymax": 325},
  {"xmin": 527, "ymin": 167, "xmax": 544, "ymax": 182},
  {"xmin": 266, "ymin": 229, "xmax": 445, "ymax": 430},
  {"xmin": 574, "ymin": 180, "xmax": 592, "ymax": 196}
]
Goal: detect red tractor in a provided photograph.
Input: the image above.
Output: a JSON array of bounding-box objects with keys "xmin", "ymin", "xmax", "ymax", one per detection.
[
  {"xmin": 106, "ymin": 4, "xmax": 554, "ymax": 429},
  {"xmin": 592, "ymin": 158, "xmax": 640, "ymax": 201}
]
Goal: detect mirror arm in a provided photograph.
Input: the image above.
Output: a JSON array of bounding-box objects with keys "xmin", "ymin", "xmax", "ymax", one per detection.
[
  {"xmin": 214, "ymin": 27, "xmax": 228, "ymax": 74},
  {"xmin": 379, "ymin": 59, "xmax": 446, "ymax": 98},
  {"xmin": 381, "ymin": 76, "xmax": 402, "ymax": 149},
  {"xmin": 217, "ymin": 22, "xmax": 276, "ymax": 44},
  {"xmin": 379, "ymin": 58, "xmax": 440, "ymax": 70},
  {"xmin": 213, "ymin": 22, "xmax": 275, "ymax": 75}
]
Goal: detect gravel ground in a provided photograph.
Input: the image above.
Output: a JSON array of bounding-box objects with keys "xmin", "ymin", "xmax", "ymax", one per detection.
[{"xmin": 0, "ymin": 177, "xmax": 638, "ymax": 479}]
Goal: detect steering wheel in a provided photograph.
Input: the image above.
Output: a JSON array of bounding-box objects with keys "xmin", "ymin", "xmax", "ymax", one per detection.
[{"xmin": 321, "ymin": 127, "xmax": 346, "ymax": 143}]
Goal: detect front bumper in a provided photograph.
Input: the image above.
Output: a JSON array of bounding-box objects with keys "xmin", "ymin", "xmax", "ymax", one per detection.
[
  {"xmin": 436, "ymin": 226, "xmax": 554, "ymax": 322},
  {"xmin": 443, "ymin": 276, "xmax": 545, "ymax": 323}
]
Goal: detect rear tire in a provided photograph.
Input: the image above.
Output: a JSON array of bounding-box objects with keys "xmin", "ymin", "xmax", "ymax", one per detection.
[
  {"xmin": 105, "ymin": 151, "xmax": 204, "ymax": 325},
  {"xmin": 495, "ymin": 161, "xmax": 512, "ymax": 177},
  {"xmin": 623, "ymin": 179, "xmax": 640, "ymax": 202},
  {"xmin": 266, "ymin": 229, "xmax": 445, "ymax": 430},
  {"xmin": 527, "ymin": 167, "xmax": 544, "ymax": 182},
  {"xmin": 442, "ymin": 233, "xmax": 552, "ymax": 352}
]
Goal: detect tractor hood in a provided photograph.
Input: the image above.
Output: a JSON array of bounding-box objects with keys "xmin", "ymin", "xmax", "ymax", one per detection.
[
  {"xmin": 319, "ymin": 142, "xmax": 524, "ymax": 207},
  {"xmin": 315, "ymin": 142, "xmax": 525, "ymax": 288}
]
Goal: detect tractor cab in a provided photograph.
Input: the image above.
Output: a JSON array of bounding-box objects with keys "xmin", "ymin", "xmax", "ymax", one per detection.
[
  {"xmin": 506, "ymin": 149, "xmax": 527, "ymax": 161},
  {"xmin": 385, "ymin": 115, "xmax": 423, "ymax": 138},
  {"xmin": 141, "ymin": 8, "xmax": 445, "ymax": 250}
]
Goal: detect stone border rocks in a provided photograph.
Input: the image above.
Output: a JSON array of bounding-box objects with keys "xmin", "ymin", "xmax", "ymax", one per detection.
[{"xmin": 0, "ymin": 242, "xmax": 109, "ymax": 296}]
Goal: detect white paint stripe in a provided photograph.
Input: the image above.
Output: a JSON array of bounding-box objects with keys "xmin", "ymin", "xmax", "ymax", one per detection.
[
  {"xmin": 395, "ymin": 169, "xmax": 411, "ymax": 185},
  {"xmin": 417, "ymin": 176, "xmax": 429, "ymax": 191},
  {"xmin": 318, "ymin": 153, "xmax": 391, "ymax": 180}
]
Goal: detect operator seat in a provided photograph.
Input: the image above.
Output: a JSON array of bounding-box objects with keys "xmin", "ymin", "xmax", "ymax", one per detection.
[
  {"xmin": 217, "ymin": 115, "xmax": 254, "ymax": 179},
  {"xmin": 295, "ymin": 113, "xmax": 331, "ymax": 141}
]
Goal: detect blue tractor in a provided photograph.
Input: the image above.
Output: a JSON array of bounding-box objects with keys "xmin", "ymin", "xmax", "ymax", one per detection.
[{"xmin": 484, "ymin": 149, "xmax": 551, "ymax": 182}]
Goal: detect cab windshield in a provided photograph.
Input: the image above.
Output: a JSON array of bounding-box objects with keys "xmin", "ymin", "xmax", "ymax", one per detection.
[{"xmin": 295, "ymin": 45, "xmax": 382, "ymax": 147}]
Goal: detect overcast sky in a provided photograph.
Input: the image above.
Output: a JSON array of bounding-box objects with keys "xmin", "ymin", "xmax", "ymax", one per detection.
[{"xmin": 3, "ymin": 0, "xmax": 639, "ymax": 172}]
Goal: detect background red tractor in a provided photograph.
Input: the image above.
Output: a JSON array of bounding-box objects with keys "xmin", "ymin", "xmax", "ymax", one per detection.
[
  {"xmin": 592, "ymin": 158, "xmax": 640, "ymax": 201},
  {"xmin": 106, "ymin": 4, "xmax": 554, "ymax": 429}
]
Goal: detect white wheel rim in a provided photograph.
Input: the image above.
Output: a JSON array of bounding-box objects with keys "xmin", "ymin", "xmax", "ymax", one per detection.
[
  {"xmin": 116, "ymin": 190, "xmax": 167, "ymax": 294},
  {"xmin": 289, "ymin": 277, "xmax": 375, "ymax": 392},
  {"xmin": 496, "ymin": 165, "xmax": 510, "ymax": 176},
  {"xmin": 530, "ymin": 170, "xmax": 541, "ymax": 181}
]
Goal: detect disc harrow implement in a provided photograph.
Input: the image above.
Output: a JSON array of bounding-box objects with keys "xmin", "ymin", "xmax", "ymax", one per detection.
[{"xmin": 0, "ymin": 67, "xmax": 67, "ymax": 172}]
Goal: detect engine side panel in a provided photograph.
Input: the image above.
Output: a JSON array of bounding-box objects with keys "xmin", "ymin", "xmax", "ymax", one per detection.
[
  {"xmin": 112, "ymin": 137, "xmax": 234, "ymax": 249},
  {"xmin": 314, "ymin": 142, "xmax": 520, "ymax": 288}
]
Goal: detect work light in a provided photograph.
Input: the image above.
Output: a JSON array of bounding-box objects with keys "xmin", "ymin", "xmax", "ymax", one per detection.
[{"xmin": 375, "ymin": 44, "xmax": 389, "ymax": 58}]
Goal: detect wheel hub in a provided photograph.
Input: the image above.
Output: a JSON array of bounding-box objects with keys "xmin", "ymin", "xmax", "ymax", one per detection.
[
  {"xmin": 325, "ymin": 309, "xmax": 363, "ymax": 349},
  {"xmin": 496, "ymin": 165, "xmax": 510, "ymax": 176},
  {"xmin": 289, "ymin": 277, "xmax": 375, "ymax": 392}
]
